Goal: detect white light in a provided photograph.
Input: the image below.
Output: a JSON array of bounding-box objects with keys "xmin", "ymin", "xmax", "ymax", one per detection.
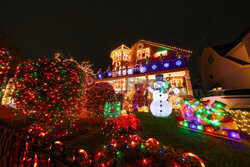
[
  {"xmin": 127, "ymin": 68, "xmax": 133, "ymax": 75},
  {"xmin": 164, "ymin": 63, "xmax": 170, "ymax": 68},
  {"xmin": 176, "ymin": 60, "xmax": 182, "ymax": 66},
  {"xmin": 152, "ymin": 65, "xmax": 157, "ymax": 70},
  {"xmin": 98, "ymin": 74, "xmax": 102, "ymax": 79},
  {"xmin": 140, "ymin": 66, "xmax": 146, "ymax": 73},
  {"xmin": 174, "ymin": 88, "xmax": 180, "ymax": 94},
  {"xmin": 108, "ymin": 72, "xmax": 112, "ymax": 77}
]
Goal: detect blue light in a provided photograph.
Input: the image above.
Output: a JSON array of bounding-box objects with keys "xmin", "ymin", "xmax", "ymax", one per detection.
[
  {"xmin": 127, "ymin": 68, "xmax": 133, "ymax": 75},
  {"xmin": 98, "ymin": 74, "xmax": 102, "ymax": 79},
  {"xmin": 126, "ymin": 145, "xmax": 130, "ymax": 149},
  {"xmin": 176, "ymin": 60, "xmax": 182, "ymax": 66},
  {"xmin": 152, "ymin": 65, "xmax": 157, "ymax": 70},
  {"xmin": 108, "ymin": 72, "xmax": 112, "ymax": 77},
  {"xmin": 117, "ymin": 70, "xmax": 121, "ymax": 76},
  {"xmin": 164, "ymin": 62, "xmax": 170, "ymax": 68},
  {"xmin": 140, "ymin": 66, "xmax": 147, "ymax": 73}
]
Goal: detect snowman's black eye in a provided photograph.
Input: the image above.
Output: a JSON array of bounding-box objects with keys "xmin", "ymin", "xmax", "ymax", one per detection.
[{"xmin": 160, "ymin": 110, "xmax": 162, "ymax": 112}]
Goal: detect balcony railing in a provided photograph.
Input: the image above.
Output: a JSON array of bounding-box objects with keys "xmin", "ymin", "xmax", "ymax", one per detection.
[{"xmin": 97, "ymin": 58, "xmax": 187, "ymax": 79}]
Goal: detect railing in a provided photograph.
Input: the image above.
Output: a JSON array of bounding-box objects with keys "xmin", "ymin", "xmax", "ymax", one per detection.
[
  {"xmin": 0, "ymin": 121, "xmax": 92, "ymax": 167},
  {"xmin": 97, "ymin": 58, "xmax": 187, "ymax": 79}
]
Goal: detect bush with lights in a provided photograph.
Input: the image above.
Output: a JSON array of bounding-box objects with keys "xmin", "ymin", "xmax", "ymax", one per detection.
[
  {"xmin": 132, "ymin": 90, "xmax": 146, "ymax": 112},
  {"xmin": 176, "ymin": 97, "xmax": 241, "ymax": 141},
  {"xmin": 93, "ymin": 135, "xmax": 204, "ymax": 166},
  {"xmin": 102, "ymin": 114, "xmax": 142, "ymax": 137},
  {"xmin": 13, "ymin": 56, "xmax": 91, "ymax": 139},
  {"xmin": 85, "ymin": 82, "xmax": 116, "ymax": 120}
]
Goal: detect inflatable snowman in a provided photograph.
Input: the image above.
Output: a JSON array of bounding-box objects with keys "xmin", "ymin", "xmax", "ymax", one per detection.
[{"xmin": 148, "ymin": 74, "xmax": 172, "ymax": 117}]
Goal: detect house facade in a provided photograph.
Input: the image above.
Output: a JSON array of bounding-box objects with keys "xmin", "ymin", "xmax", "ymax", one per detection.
[
  {"xmin": 96, "ymin": 39, "xmax": 193, "ymax": 109},
  {"xmin": 200, "ymin": 29, "xmax": 250, "ymax": 94}
]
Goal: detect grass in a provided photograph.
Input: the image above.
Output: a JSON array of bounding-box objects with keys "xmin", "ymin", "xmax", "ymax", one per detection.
[{"xmin": 67, "ymin": 112, "xmax": 250, "ymax": 167}]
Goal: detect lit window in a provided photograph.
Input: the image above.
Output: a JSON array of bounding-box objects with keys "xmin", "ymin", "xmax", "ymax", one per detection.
[
  {"xmin": 137, "ymin": 48, "xmax": 150, "ymax": 60},
  {"xmin": 123, "ymin": 53, "xmax": 130, "ymax": 60}
]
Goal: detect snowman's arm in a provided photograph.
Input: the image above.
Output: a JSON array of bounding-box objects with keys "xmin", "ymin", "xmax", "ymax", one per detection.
[{"xmin": 147, "ymin": 87, "xmax": 154, "ymax": 93}]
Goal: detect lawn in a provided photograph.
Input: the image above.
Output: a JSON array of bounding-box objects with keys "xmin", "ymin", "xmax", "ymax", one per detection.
[{"xmin": 68, "ymin": 112, "xmax": 250, "ymax": 167}]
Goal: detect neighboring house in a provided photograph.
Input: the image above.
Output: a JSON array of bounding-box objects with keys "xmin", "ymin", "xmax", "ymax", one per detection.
[
  {"xmin": 96, "ymin": 39, "xmax": 193, "ymax": 108},
  {"xmin": 200, "ymin": 29, "xmax": 250, "ymax": 94}
]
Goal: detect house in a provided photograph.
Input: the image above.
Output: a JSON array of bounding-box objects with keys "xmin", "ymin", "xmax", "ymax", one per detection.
[
  {"xmin": 200, "ymin": 29, "xmax": 250, "ymax": 94},
  {"xmin": 96, "ymin": 39, "xmax": 193, "ymax": 109}
]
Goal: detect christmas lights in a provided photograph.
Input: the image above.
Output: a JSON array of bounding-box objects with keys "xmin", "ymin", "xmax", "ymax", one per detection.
[
  {"xmin": 85, "ymin": 82, "xmax": 116, "ymax": 119},
  {"xmin": 0, "ymin": 48, "xmax": 13, "ymax": 100},
  {"xmin": 176, "ymin": 97, "xmax": 241, "ymax": 141},
  {"xmin": 94, "ymin": 135, "xmax": 204, "ymax": 166},
  {"xmin": 13, "ymin": 56, "xmax": 90, "ymax": 138}
]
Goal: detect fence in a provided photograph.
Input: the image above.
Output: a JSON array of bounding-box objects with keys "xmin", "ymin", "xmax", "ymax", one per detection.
[{"xmin": 0, "ymin": 121, "xmax": 92, "ymax": 167}]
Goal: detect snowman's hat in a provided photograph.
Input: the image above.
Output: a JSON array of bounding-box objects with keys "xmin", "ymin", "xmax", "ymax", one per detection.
[{"xmin": 156, "ymin": 74, "xmax": 163, "ymax": 81}]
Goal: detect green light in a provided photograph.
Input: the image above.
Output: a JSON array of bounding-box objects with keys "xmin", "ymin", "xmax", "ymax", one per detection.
[
  {"xmin": 141, "ymin": 144, "xmax": 145, "ymax": 149},
  {"xmin": 103, "ymin": 145, "xmax": 107, "ymax": 149},
  {"xmin": 157, "ymin": 50, "xmax": 168, "ymax": 55},
  {"xmin": 197, "ymin": 114, "xmax": 201, "ymax": 118},
  {"xmin": 197, "ymin": 125, "xmax": 203, "ymax": 131},
  {"xmin": 207, "ymin": 110, "xmax": 212, "ymax": 114},
  {"xmin": 184, "ymin": 122, "xmax": 189, "ymax": 127},
  {"xmin": 216, "ymin": 104, "xmax": 222, "ymax": 108}
]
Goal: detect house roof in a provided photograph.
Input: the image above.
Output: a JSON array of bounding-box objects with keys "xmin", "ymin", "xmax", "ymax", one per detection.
[
  {"xmin": 211, "ymin": 27, "xmax": 250, "ymax": 57},
  {"xmin": 132, "ymin": 39, "xmax": 193, "ymax": 54}
]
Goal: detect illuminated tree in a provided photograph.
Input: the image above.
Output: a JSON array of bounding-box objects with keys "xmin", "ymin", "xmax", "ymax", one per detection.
[
  {"xmin": 13, "ymin": 56, "xmax": 90, "ymax": 138},
  {"xmin": 85, "ymin": 82, "xmax": 116, "ymax": 119},
  {"xmin": 0, "ymin": 48, "xmax": 14, "ymax": 100},
  {"xmin": 132, "ymin": 90, "xmax": 146, "ymax": 111}
]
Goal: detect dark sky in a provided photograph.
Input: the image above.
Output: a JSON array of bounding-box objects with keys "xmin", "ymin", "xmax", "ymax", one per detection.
[{"xmin": 0, "ymin": 0, "xmax": 249, "ymax": 77}]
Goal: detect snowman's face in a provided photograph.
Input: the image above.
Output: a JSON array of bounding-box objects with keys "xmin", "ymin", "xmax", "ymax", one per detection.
[{"xmin": 154, "ymin": 81, "xmax": 164, "ymax": 89}]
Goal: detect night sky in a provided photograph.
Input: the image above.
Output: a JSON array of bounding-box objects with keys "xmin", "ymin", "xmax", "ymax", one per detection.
[{"xmin": 0, "ymin": 0, "xmax": 249, "ymax": 79}]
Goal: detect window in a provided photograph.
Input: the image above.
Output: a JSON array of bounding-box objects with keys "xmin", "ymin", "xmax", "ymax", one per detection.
[
  {"xmin": 208, "ymin": 55, "xmax": 214, "ymax": 65},
  {"xmin": 123, "ymin": 53, "xmax": 130, "ymax": 60},
  {"xmin": 137, "ymin": 48, "xmax": 150, "ymax": 60}
]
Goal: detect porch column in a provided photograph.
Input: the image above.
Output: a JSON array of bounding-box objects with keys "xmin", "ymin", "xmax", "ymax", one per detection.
[{"xmin": 185, "ymin": 70, "xmax": 193, "ymax": 96}]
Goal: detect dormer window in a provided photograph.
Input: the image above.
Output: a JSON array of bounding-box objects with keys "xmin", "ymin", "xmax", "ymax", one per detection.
[
  {"xmin": 137, "ymin": 48, "xmax": 150, "ymax": 60},
  {"xmin": 123, "ymin": 53, "xmax": 130, "ymax": 60}
]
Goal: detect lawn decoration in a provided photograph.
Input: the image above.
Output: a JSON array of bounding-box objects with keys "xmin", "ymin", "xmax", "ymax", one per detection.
[
  {"xmin": 138, "ymin": 106, "xmax": 149, "ymax": 112},
  {"xmin": 147, "ymin": 74, "xmax": 172, "ymax": 117},
  {"xmin": 104, "ymin": 102, "xmax": 121, "ymax": 119},
  {"xmin": 102, "ymin": 114, "xmax": 142, "ymax": 137},
  {"xmin": 94, "ymin": 135, "xmax": 205, "ymax": 166},
  {"xmin": 176, "ymin": 97, "xmax": 241, "ymax": 141}
]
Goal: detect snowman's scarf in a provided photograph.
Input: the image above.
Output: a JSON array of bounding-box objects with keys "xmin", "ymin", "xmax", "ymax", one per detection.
[{"xmin": 161, "ymin": 80, "xmax": 169, "ymax": 94}]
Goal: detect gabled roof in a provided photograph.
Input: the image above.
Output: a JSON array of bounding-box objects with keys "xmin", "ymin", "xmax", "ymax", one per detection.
[
  {"xmin": 113, "ymin": 44, "xmax": 131, "ymax": 51},
  {"xmin": 132, "ymin": 39, "xmax": 192, "ymax": 54},
  {"xmin": 211, "ymin": 27, "xmax": 250, "ymax": 57}
]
